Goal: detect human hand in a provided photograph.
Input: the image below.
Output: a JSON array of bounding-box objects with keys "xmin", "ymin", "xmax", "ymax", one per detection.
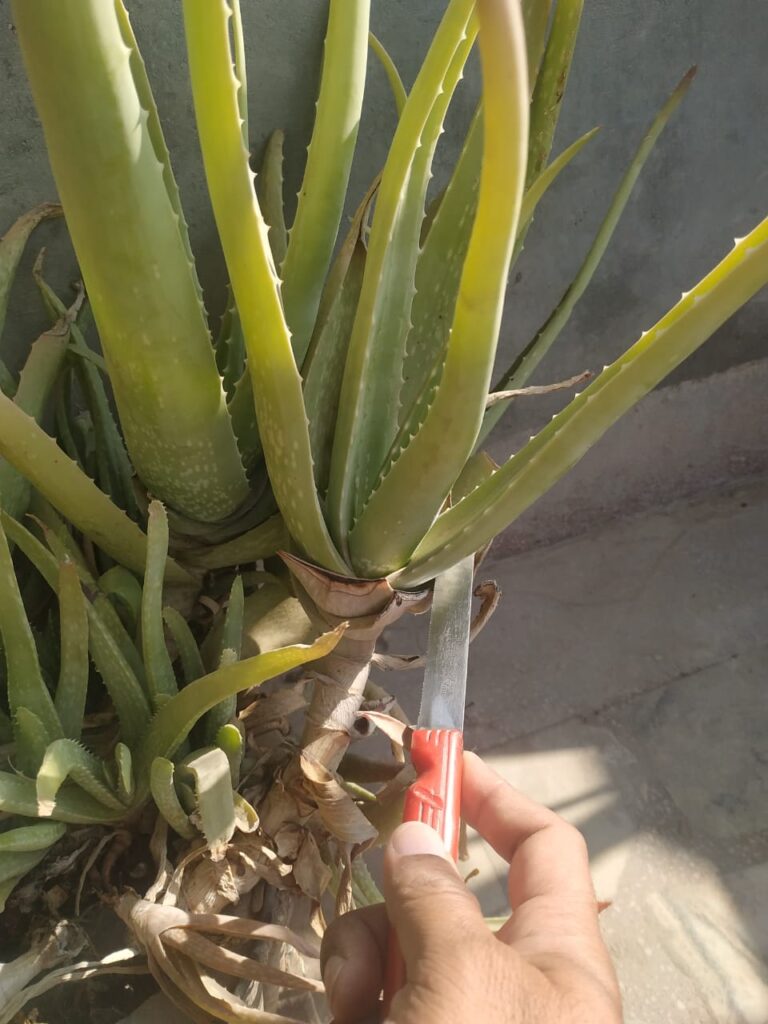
[{"xmin": 321, "ymin": 751, "xmax": 622, "ymax": 1023}]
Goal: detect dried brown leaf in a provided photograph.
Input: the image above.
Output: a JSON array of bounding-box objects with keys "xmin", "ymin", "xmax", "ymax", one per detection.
[{"xmin": 300, "ymin": 751, "xmax": 377, "ymax": 845}]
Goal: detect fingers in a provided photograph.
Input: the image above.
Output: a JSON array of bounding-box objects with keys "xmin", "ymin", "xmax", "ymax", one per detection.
[
  {"xmin": 321, "ymin": 903, "xmax": 388, "ymax": 1024},
  {"xmin": 382, "ymin": 820, "xmax": 488, "ymax": 971},
  {"xmin": 462, "ymin": 751, "xmax": 597, "ymax": 909}
]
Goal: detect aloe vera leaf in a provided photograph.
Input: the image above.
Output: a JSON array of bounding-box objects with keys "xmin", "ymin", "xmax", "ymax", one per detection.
[
  {"xmin": 11, "ymin": 1, "xmax": 249, "ymax": 523},
  {"xmin": 397, "ymin": 218, "xmax": 768, "ymax": 588},
  {"xmin": 226, "ymin": 371, "xmax": 262, "ymax": 475},
  {"xmin": 0, "ymin": 520, "xmax": 62, "ymax": 750},
  {"xmin": 368, "ymin": 32, "xmax": 407, "ymax": 115},
  {"xmin": 163, "ymin": 608, "xmax": 206, "ymax": 685},
  {"xmin": 141, "ymin": 503, "xmax": 178, "ymax": 705},
  {"xmin": 135, "ymin": 627, "xmax": 343, "ymax": 784},
  {"xmin": 280, "ymin": 0, "xmax": 371, "ymax": 362},
  {"xmin": 214, "ymin": 291, "xmax": 244, "ymax": 399},
  {"xmin": 0, "ymin": 822, "xmax": 66, "ymax": 853},
  {"xmin": 0, "ymin": 771, "xmax": 123, "ymax": 823},
  {"xmin": 327, "ymin": 0, "xmax": 477, "ymax": 545},
  {"xmin": 348, "ymin": 0, "xmax": 529, "ymax": 577},
  {"xmin": 182, "ymin": 0, "xmax": 346, "ymax": 574},
  {"xmin": 257, "ymin": 130, "xmax": 289, "ymax": 269},
  {"xmin": 0, "ymin": 393, "xmax": 192, "ymax": 584},
  {"xmin": 115, "ymin": 743, "xmax": 134, "ymax": 803},
  {"xmin": 0, "ymin": 204, "xmax": 61, "ymax": 347},
  {"xmin": 203, "ymin": 576, "xmax": 244, "ymax": 742},
  {"xmin": 451, "ymin": 451, "xmax": 498, "ymax": 503},
  {"xmin": 521, "ymin": 0, "xmax": 552, "ymax": 88},
  {"xmin": 0, "ymin": 709, "xmax": 12, "ymax": 744},
  {"xmin": 519, "ymin": 125, "xmax": 601, "ymax": 227},
  {"xmin": 149, "ymin": 758, "xmax": 195, "ymax": 838},
  {"xmin": 0, "ymin": 319, "xmax": 70, "ymax": 521},
  {"xmin": 14, "ymin": 708, "xmax": 51, "ymax": 776},
  {"xmin": 230, "ymin": 0, "xmax": 249, "ymax": 145},
  {"xmin": 88, "ymin": 604, "xmax": 152, "ymax": 748},
  {"xmin": 479, "ymin": 69, "xmax": 696, "ymax": 444},
  {"xmin": 178, "ymin": 747, "xmax": 236, "ymax": 854},
  {"xmin": 54, "ymin": 562, "xmax": 89, "ymax": 740},
  {"xmin": 36, "ymin": 739, "xmax": 126, "ymax": 816},
  {"xmin": 215, "ymin": 724, "xmax": 243, "ymax": 787},
  {"xmin": 0, "ymin": 848, "xmax": 49, "ymax": 887},
  {"xmin": 184, "ymin": 515, "xmax": 288, "ymax": 572},
  {"xmin": 99, "ymin": 566, "xmax": 142, "ymax": 632}
]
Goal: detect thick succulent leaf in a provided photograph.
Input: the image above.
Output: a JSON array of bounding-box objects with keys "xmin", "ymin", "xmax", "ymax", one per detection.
[
  {"xmin": 0, "ymin": 822, "xmax": 66, "ymax": 853},
  {"xmin": 521, "ymin": 0, "xmax": 552, "ymax": 87},
  {"xmin": 11, "ymin": 0, "xmax": 248, "ymax": 522},
  {"xmin": 225, "ymin": 369, "xmax": 262, "ymax": 474},
  {"xmin": 0, "ymin": 519, "xmax": 62, "ymax": 753},
  {"xmin": 480, "ymin": 69, "xmax": 696, "ymax": 443},
  {"xmin": 327, "ymin": 0, "xmax": 477, "ymax": 548},
  {"xmin": 215, "ymin": 724, "xmax": 243, "ymax": 787},
  {"xmin": 280, "ymin": 0, "xmax": 371, "ymax": 363},
  {"xmin": 14, "ymin": 708, "xmax": 51, "ymax": 776},
  {"xmin": 230, "ymin": 0, "xmax": 249, "ymax": 143},
  {"xmin": 0, "ymin": 204, "xmax": 61, "ymax": 346},
  {"xmin": 99, "ymin": 566, "xmax": 142, "ymax": 633},
  {"xmin": 149, "ymin": 758, "xmax": 195, "ymax": 839},
  {"xmin": 178, "ymin": 747, "xmax": 236, "ymax": 856},
  {"xmin": 163, "ymin": 608, "xmax": 206, "ymax": 685},
  {"xmin": 0, "ymin": 770, "xmax": 124, "ymax": 823},
  {"xmin": 135, "ymin": 627, "xmax": 343, "ymax": 784},
  {"xmin": 36, "ymin": 739, "xmax": 126, "ymax": 816},
  {"xmin": 0, "ymin": 848, "xmax": 49, "ymax": 887},
  {"xmin": 0, "ymin": 314, "xmax": 70, "ymax": 520},
  {"xmin": 115, "ymin": 742, "xmax": 134, "ymax": 803},
  {"xmin": 257, "ymin": 131, "xmax": 289, "ymax": 270},
  {"xmin": 182, "ymin": 0, "xmax": 346, "ymax": 574},
  {"xmin": 185, "ymin": 515, "xmax": 288, "ymax": 571},
  {"xmin": 397, "ymin": 217, "xmax": 768, "ymax": 587},
  {"xmin": 54, "ymin": 562, "xmax": 89, "ymax": 740},
  {"xmin": 368, "ymin": 32, "xmax": 407, "ymax": 115},
  {"xmin": 88, "ymin": 604, "xmax": 153, "ymax": 747},
  {"xmin": 348, "ymin": 0, "xmax": 529, "ymax": 577},
  {"xmin": 0, "ymin": 395, "xmax": 192, "ymax": 584},
  {"xmin": 141, "ymin": 503, "xmax": 178, "ymax": 705},
  {"xmin": 203, "ymin": 575, "xmax": 244, "ymax": 742}
]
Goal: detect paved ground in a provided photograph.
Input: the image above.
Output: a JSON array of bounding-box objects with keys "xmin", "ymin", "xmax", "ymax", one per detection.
[{"xmin": 382, "ymin": 479, "xmax": 768, "ymax": 1024}]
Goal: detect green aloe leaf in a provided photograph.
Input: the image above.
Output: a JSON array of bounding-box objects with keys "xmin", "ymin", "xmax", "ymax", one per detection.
[
  {"xmin": 36, "ymin": 739, "xmax": 126, "ymax": 816},
  {"xmin": 0, "ymin": 392, "xmax": 192, "ymax": 584},
  {"xmin": 149, "ymin": 757, "xmax": 195, "ymax": 838},
  {"xmin": 348, "ymin": 0, "xmax": 529, "ymax": 577},
  {"xmin": 203, "ymin": 575, "xmax": 244, "ymax": 742},
  {"xmin": 0, "ymin": 770, "xmax": 123, "ymax": 823},
  {"xmin": 257, "ymin": 130, "xmax": 289, "ymax": 270},
  {"xmin": 0, "ymin": 822, "xmax": 66, "ymax": 852},
  {"xmin": 369, "ymin": 32, "xmax": 407, "ymax": 115},
  {"xmin": 115, "ymin": 742, "xmax": 134, "ymax": 804},
  {"xmin": 215, "ymin": 724, "xmax": 243, "ymax": 787},
  {"xmin": 11, "ymin": 0, "xmax": 248, "ymax": 523},
  {"xmin": 280, "ymin": 0, "xmax": 371, "ymax": 363},
  {"xmin": 184, "ymin": 515, "xmax": 288, "ymax": 572},
  {"xmin": 14, "ymin": 708, "xmax": 51, "ymax": 776},
  {"xmin": 135, "ymin": 627, "xmax": 343, "ymax": 786},
  {"xmin": 178, "ymin": 746, "xmax": 235, "ymax": 854},
  {"xmin": 327, "ymin": 0, "xmax": 477, "ymax": 549},
  {"xmin": 54, "ymin": 562, "xmax": 89, "ymax": 740},
  {"xmin": 141, "ymin": 503, "xmax": 178, "ymax": 705},
  {"xmin": 182, "ymin": 0, "xmax": 346, "ymax": 574},
  {"xmin": 519, "ymin": 125, "xmax": 601, "ymax": 228},
  {"xmin": 0, "ymin": 848, "xmax": 49, "ymax": 888},
  {"xmin": 521, "ymin": 0, "xmax": 552, "ymax": 88},
  {"xmin": 99, "ymin": 566, "xmax": 142, "ymax": 633},
  {"xmin": 162, "ymin": 607, "xmax": 206, "ymax": 685},
  {"xmin": 480, "ymin": 68, "xmax": 696, "ymax": 443},
  {"xmin": 397, "ymin": 217, "xmax": 768, "ymax": 587}
]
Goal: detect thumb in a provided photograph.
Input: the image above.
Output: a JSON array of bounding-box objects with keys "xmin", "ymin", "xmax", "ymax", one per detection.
[{"xmin": 383, "ymin": 821, "xmax": 487, "ymax": 970}]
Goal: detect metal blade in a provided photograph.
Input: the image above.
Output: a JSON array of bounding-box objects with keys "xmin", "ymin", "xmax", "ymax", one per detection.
[{"xmin": 417, "ymin": 555, "xmax": 475, "ymax": 731}]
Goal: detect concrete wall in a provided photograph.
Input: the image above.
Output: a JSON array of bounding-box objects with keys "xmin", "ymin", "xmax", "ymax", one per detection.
[{"xmin": 1, "ymin": 1, "xmax": 766, "ymax": 401}]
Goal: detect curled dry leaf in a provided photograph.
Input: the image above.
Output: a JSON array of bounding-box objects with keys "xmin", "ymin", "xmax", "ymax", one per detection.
[
  {"xmin": 356, "ymin": 710, "xmax": 409, "ymax": 750},
  {"xmin": 299, "ymin": 750, "xmax": 378, "ymax": 845},
  {"xmin": 183, "ymin": 838, "xmax": 293, "ymax": 915},
  {"xmin": 293, "ymin": 832, "xmax": 332, "ymax": 903}
]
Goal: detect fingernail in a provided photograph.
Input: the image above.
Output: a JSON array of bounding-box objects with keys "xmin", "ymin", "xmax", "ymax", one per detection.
[
  {"xmin": 323, "ymin": 954, "xmax": 346, "ymax": 1002},
  {"xmin": 390, "ymin": 821, "xmax": 451, "ymax": 859}
]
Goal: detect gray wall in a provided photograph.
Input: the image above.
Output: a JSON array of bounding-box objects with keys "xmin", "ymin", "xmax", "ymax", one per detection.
[{"xmin": 1, "ymin": 0, "xmax": 766, "ymax": 402}]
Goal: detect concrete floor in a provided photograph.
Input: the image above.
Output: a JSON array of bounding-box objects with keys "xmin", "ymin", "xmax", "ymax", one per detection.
[{"xmin": 392, "ymin": 479, "xmax": 768, "ymax": 1024}]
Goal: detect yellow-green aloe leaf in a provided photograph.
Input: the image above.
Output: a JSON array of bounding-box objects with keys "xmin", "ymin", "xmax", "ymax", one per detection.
[
  {"xmin": 0, "ymin": 203, "xmax": 61, "ymax": 348},
  {"xmin": 182, "ymin": 0, "xmax": 347, "ymax": 574},
  {"xmin": 0, "ymin": 770, "xmax": 123, "ymax": 824},
  {"xmin": 136, "ymin": 627, "xmax": 344, "ymax": 784},
  {"xmin": 0, "ymin": 822, "xmax": 66, "ymax": 853},
  {"xmin": 162, "ymin": 607, "xmax": 206, "ymax": 685},
  {"xmin": 257, "ymin": 130, "xmax": 288, "ymax": 269},
  {"xmin": 14, "ymin": 708, "xmax": 51, "ymax": 777},
  {"xmin": 185, "ymin": 515, "xmax": 288, "ymax": 572},
  {"xmin": 480, "ymin": 68, "xmax": 696, "ymax": 444},
  {"xmin": 0, "ymin": 394, "xmax": 192, "ymax": 585},
  {"xmin": 141, "ymin": 503, "xmax": 178, "ymax": 705},
  {"xmin": 114, "ymin": 743, "xmax": 134, "ymax": 804},
  {"xmin": 53, "ymin": 564, "xmax": 89, "ymax": 741},
  {"xmin": 11, "ymin": 0, "xmax": 248, "ymax": 522},
  {"xmin": 0, "ymin": 519, "xmax": 62, "ymax": 757},
  {"xmin": 327, "ymin": 0, "xmax": 477, "ymax": 547},
  {"xmin": 280, "ymin": 0, "xmax": 371, "ymax": 363},
  {"xmin": 203, "ymin": 575, "xmax": 244, "ymax": 742},
  {"xmin": 368, "ymin": 32, "xmax": 407, "ymax": 115},
  {"xmin": 215, "ymin": 724, "xmax": 243, "ymax": 787},
  {"xmin": 149, "ymin": 758, "xmax": 195, "ymax": 839},
  {"xmin": 397, "ymin": 218, "xmax": 768, "ymax": 587},
  {"xmin": 99, "ymin": 566, "xmax": 142, "ymax": 633},
  {"xmin": 178, "ymin": 747, "xmax": 236, "ymax": 855},
  {"xmin": 36, "ymin": 739, "xmax": 126, "ymax": 817},
  {"xmin": 521, "ymin": 0, "xmax": 552, "ymax": 88},
  {"xmin": 349, "ymin": 0, "xmax": 529, "ymax": 577}
]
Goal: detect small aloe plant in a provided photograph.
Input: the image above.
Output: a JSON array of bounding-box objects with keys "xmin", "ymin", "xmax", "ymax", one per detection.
[{"xmin": 0, "ymin": 0, "xmax": 766, "ymax": 1019}]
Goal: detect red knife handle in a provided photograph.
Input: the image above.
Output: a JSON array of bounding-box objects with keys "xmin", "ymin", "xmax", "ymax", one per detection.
[{"xmin": 381, "ymin": 728, "xmax": 463, "ymax": 1017}]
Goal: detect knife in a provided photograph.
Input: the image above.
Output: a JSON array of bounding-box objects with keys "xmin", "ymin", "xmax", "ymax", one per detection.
[{"xmin": 381, "ymin": 554, "xmax": 475, "ymax": 1014}]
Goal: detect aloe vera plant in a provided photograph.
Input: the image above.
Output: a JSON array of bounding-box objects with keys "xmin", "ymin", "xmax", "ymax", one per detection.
[{"xmin": 0, "ymin": 0, "xmax": 766, "ymax": 1019}]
